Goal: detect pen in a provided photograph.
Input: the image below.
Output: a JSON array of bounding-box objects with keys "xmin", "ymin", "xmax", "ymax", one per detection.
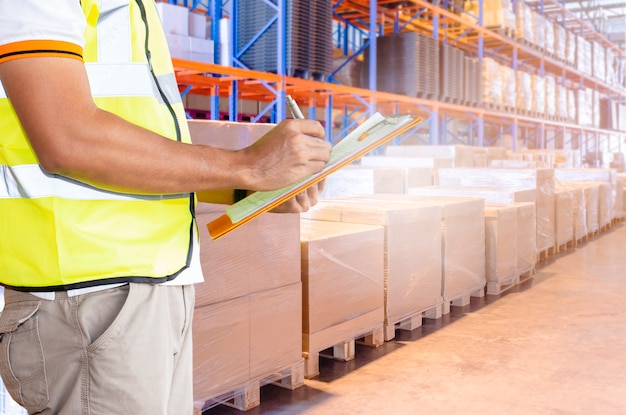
[{"xmin": 286, "ymin": 94, "xmax": 305, "ymax": 119}]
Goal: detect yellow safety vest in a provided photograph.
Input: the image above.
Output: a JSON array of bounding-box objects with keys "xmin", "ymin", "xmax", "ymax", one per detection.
[{"xmin": 0, "ymin": 0, "xmax": 195, "ymax": 290}]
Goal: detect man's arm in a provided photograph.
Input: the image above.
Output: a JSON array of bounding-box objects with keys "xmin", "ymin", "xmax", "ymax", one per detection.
[{"xmin": 0, "ymin": 57, "xmax": 331, "ymax": 196}]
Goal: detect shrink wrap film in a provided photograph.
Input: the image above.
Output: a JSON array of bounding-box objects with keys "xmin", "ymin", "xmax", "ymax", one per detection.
[
  {"xmin": 249, "ymin": 283, "xmax": 302, "ymax": 378},
  {"xmin": 516, "ymin": 2, "xmax": 533, "ymax": 44},
  {"xmin": 555, "ymin": 168, "xmax": 617, "ymax": 222},
  {"xmin": 340, "ymin": 195, "xmax": 487, "ymax": 306},
  {"xmin": 592, "ymin": 89, "xmax": 600, "ymax": 128},
  {"xmin": 606, "ymin": 48, "xmax": 617, "ymax": 87},
  {"xmin": 438, "ymin": 168, "xmax": 556, "ymax": 253},
  {"xmin": 579, "ymin": 183, "xmax": 600, "ymax": 233},
  {"xmin": 484, "ymin": 205, "xmax": 518, "ymax": 291},
  {"xmin": 195, "ymin": 203, "xmax": 300, "ymax": 307},
  {"xmin": 557, "ymin": 183, "xmax": 587, "ymax": 241},
  {"xmin": 361, "ymin": 155, "xmax": 454, "ymax": 186},
  {"xmin": 577, "ymin": 88, "xmax": 593, "ymax": 126},
  {"xmin": 300, "ymin": 220, "xmax": 385, "ymax": 360},
  {"xmin": 303, "ymin": 198, "xmax": 443, "ymax": 330},
  {"xmin": 597, "ymin": 182, "xmax": 612, "ymax": 228},
  {"xmin": 554, "ymin": 23, "xmax": 567, "ymax": 61},
  {"xmin": 554, "ymin": 187, "xmax": 575, "ymax": 247},
  {"xmin": 576, "ymin": 36, "xmax": 592, "ymax": 76},
  {"xmin": 193, "ymin": 283, "xmax": 303, "ymax": 412},
  {"xmin": 556, "ymin": 82, "xmax": 568, "ymax": 119},
  {"xmin": 482, "ymin": 58, "xmax": 503, "ymax": 106},
  {"xmin": 545, "ymin": 75, "xmax": 556, "ymax": 117},
  {"xmin": 322, "ymin": 165, "xmax": 408, "ymax": 197},
  {"xmin": 193, "ymin": 297, "xmax": 250, "ymax": 410},
  {"xmin": 567, "ymin": 88, "xmax": 577, "ymax": 123},
  {"xmin": 516, "ymin": 71, "xmax": 533, "ymax": 112},
  {"xmin": 592, "ymin": 41, "xmax": 606, "ymax": 82},
  {"xmin": 408, "ymin": 185, "xmax": 536, "ymax": 205},
  {"xmin": 500, "ymin": 65, "xmax": 516, "ymax": 108},
  {"xmin": 532, "ymin": 75, "xmax": 546, "ymax": 114},
  {"xmin": 384, "ymin": 144, "xmax": 482, "ymax": 168},
  {"xmin": 566, "ymin": 30, "xmax": 576, "ymax": 66},
  {"xmin": 514, "ymin": 202, "xmax": 537, "ymax": 274},
  {"xmin": 615, "ymin": 177, "xmax": 625, "ymax": 219},
  {"xmin": 532, "ymin": 12, "xmax": 546, "ymax": 51},
  {"xmin": 544, "ymin": 19, "xmax": 555, "ymax": 55}
]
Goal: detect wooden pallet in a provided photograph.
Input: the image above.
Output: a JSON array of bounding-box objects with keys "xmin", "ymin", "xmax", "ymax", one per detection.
[
  {"xmin": 304, "ymin": 325, "xmax": 385, "ymax": 379},
  {"xmin": 201, "ymin": 361, "xmax": 305, "ymax": 412},
  {"xmin": 486, "ymin": 274, "xmax": 518, "ymax": 295},
  {"xmin": 553, "ymin": 239, "xmax": 576, "ymax": 254},
  {"xmin": 303, "ymin": 309, "xmax": 384, "ymax": 378},
  {"xmin": 384, "ymin": 303, "xmax": 443, "ymax": 341},
  {"xmin": 442, "ymin": 286, "xmax": 485, "ymax": 315},
  {"xmin": 516, "ymin": 269, "xmax": 534, "ymax": 286},
  {"xmin": 487, "ymin": 25, "xmax": 516, "ymax": 39}
]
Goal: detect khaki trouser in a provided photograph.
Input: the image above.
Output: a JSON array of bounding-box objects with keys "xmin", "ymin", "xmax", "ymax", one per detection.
[{"xmin": 0, "ymin": 283, "xmax": 195, "ymax": 415}]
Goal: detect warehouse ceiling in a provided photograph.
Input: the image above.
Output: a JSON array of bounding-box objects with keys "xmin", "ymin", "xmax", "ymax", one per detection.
[{"xmin": 564, "ymin": 0, "xmax": 626, "ymax": 49}]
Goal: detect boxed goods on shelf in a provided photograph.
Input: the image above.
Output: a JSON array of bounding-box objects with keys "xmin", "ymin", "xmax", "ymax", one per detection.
[
  {"xmin": 155, "ymin": 2, "xmax": 189, "ymax": 36},
  {"xmin": 544, "ymin": 18, "xmax": 555, "ymax": 56},
  {"xmin": 556, "ymin": 82, "xmax": 567, "ymax": 119},
  {"xmin": 482, "ymin": 58, "xmax": 503, "ymax": 107},
  {"xmin": 577, "ymin": 88, "xmax": 593, "ymax": 127},
  {"xmin": 532, "ymin": 74, "xmax": 546, "ymax": 115},
  {"xmin": 532, "ymin": 12, "xmax": 546, "ymax": 51},
  {"xmin": 554, "ymin": 23, "xmax": 567, "ymax": 62},
  {"xmin": 517, "ymin": 70, "xmax": 533, "ymax": 113},
  {"xmin": 500, "ymin": 65, "xmax": 516, "ymax": 109},
  {"xmin": 300, "ymin": 219, "xmax": 385, "ymax": 378},
  {"xmin": 576, "ymin": 35, "xmax": 593, "ymax": 76},
  {"xmin": 545, "ymin": 75, "xmax": 556, "ymax": 118},
  {"xmin": 567, "ymin": 88, "xmax": 577, "ymax": 123},
  {"xmin": 592, "ymin": 41, "xmax": 606, "ymax": 83},
  {"xmin": 482, "ymin": 0, "xmax": 516, "ymax": 32},
  {"xmin": 566, "ymin": 30, "xmax": 576, "ymax": 66},
  {"xmin": 303, "ymin": 197, "xmax": 443, "ymax": 341},
  {"xmin": 437, "ymin": 168, "xmax": 556, "ymax": 254},
  {"xmin": 516, "ymin": 1, "xmax": 533, "ymax": 44}
]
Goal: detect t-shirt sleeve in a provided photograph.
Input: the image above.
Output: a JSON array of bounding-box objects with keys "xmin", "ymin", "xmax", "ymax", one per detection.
[{"xmin": 0, "ymin": 0, "xmax": 86, "ymax": 64}]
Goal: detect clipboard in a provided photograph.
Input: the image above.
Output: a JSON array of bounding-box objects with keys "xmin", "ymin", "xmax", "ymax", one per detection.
[{"xmin": 207, "ymin": 112, "xmax": 423, "ymax": 239}]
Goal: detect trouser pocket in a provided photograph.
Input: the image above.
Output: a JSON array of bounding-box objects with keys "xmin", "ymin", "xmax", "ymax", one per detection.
[{"xmin": 0, "ymin": 299, "xmax": 49, "ymax": 413}]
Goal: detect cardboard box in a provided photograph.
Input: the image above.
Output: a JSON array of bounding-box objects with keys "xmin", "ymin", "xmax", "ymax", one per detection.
[
  {"xmin": 484, "ymin": 204, "xmax": 518, "ymax": 292},
  {"xmin": 155, "ymin": 2, "xmax": 190, "ymax": 35},
  {"xmin": 322, "ymin": 165, "xmax": 408, "ymax": 197},
  {"xmin": 514, "ymin": 202, "xmax": 537, "ymax": 274},
  {"xmin": 195, "ymin": 203, "xmax": 300, "ymax": 307},
  {"xmin": 193, "ymin": 297, "xmax": 250, "ymax": 405},
  {"xmin": 438, "ymin": 168, "xmax": 556, "ymax": 253},
  {"xmin": 300, "ymin": 220, "xmax": 385, "ymax": 334},
  {"xmin": 304, "ymin": 198, "xmax": 443, "ymax": 328}
]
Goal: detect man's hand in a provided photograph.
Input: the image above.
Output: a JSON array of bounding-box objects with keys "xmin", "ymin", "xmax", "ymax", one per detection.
[
  {"xmin": 238, "ymin": 119, "xmax": 332, "ymax": 191},
  {"xmin": 270, "ymin": 180, "xmax": 326, "ymax": 213}
]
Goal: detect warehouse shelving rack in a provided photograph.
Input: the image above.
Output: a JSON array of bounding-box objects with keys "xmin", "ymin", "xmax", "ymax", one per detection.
[{"xmin": 167, "ymin": 0, "xmax": 626, "ymax": 158}]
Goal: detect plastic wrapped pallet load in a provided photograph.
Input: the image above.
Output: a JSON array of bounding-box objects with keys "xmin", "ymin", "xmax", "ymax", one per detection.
[
  {"xmin": 303, "ymin": 197, "xmax": 443, "ymax": 341},
  {"xmin": 484, "ymin": 204, "xmax": 518, "ymax": 294},
  {"xmin": 554, "ymin": 186, "xmax": 575, "ymax": 249},
  {"xmin": 344, "ymin": 194, "xmax": 486, "ymax": 314},
  {"xmin": 193, "ymin": 204, "xmax": 303, "ymax": 411},
  {"xmin": 555, "ymin": 168, "xmax": 617, "ymax": 223},
  {"xmin": 407, "ymin": 187, "xmax": 537, "ymax": 282},
  {"xmin": 300, "ymin": 219, "xmax": 385, "ymax": 378},
  {"xmin": 190, "ymin": 120, "xmax": 303, "ymax": 412},
  {"xmin": 516, "ymin": 70, "xmax": 533, "ymax": 113},
  {"xmin": 437, "ymin": 168, "xmax": 556, "ymax": 254},
  {"xmin": 384, "ymin": 144, "xmax": 482, "ymax": 167},
  {"xmin": 321, "ymin": 165, "xmax": 408, "ymax": 197},
  {"xmin": 557, "ymin": 183, "xmax": 587, "ymax": 242},
  {"xmin": 360, "ymin": 155, "xmax": 454, "ymax": 186}
]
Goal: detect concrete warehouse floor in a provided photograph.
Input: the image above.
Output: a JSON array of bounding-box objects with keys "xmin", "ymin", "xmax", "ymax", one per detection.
[{"xmin": 205, "ymin": 223, "xmax": 626, "ymax": 415}]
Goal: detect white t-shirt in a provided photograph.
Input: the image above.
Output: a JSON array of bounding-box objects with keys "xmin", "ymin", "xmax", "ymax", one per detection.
[{"xmin": 0, "ymin": 0, "xmax": 204, "ymax": 296}]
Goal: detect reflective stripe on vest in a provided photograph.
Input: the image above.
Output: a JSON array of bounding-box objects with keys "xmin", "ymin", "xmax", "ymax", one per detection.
[{"xmin": 0, "ymin": 0, "xmax": 195, "ymax": 290}]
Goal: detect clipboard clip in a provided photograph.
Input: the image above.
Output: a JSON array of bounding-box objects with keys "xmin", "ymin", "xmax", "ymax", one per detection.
[{"xmin": 358, "ymin": 114, "xmax": 410, "ymax": 141}]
